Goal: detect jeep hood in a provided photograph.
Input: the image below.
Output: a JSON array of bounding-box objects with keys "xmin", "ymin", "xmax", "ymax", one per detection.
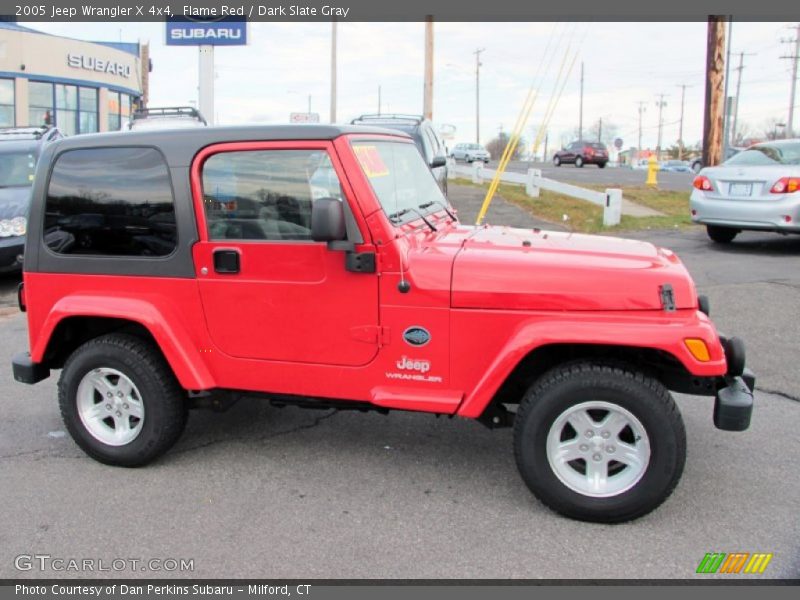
[{"xmin": 450, "ymin": 226, "xmax": 695, "ymax": 311}]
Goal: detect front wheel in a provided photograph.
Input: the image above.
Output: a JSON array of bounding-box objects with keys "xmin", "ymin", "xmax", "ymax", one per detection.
[
  {"xmin": 513, "ymin": 362, "xmax": 686, "ymax": 523},
  {"xmin": 58, "ymin": 334, "xmax": 188, "ymax": 467},
  {"xmin": 553, "ymin": 156, "xmax": 561, "ymax": 166}
]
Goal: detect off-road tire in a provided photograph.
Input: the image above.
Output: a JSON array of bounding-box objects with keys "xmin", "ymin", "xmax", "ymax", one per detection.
[
  {"xmin": 513, "ymin": 362, "xmax": 686, "ymax": 523},
  {"xmin": 58, "ymin": 334, "xmax": 187, "ymax": 467}
]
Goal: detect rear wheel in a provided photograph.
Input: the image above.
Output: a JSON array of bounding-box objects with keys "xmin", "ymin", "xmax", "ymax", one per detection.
[
  {"xmin": 598, "ymin": 161, "xmax": 607, "ymax": 169},
  {"xmin": 706, "ymin": 225, "xmax": 739, "ymax": 244},
  {"xmin": 575, "ymin": 156, "xmax": 584, "ymax": 168},
  {"xmin": 513, "ymin": 362, "xmax": 686, "ymax": 523},
  {"xmin": 58, "ymin": 334, "xmax": 187, "ymax": 467}
]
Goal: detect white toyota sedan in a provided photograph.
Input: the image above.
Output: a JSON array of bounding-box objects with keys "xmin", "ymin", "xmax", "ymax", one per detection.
[{"xmin": 690, "ymin": 139, "xmax": 800, "ymax": 243}]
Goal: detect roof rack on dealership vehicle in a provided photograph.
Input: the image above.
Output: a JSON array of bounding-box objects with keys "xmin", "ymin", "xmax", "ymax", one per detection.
[
  {"xmin": 352, "ymin": 114, "xmax": 424, "ymax": 124},
  {"xmin": 0, "ymin": 125, "xmax": 54, "ymax": 141},
  {"xmin": 130, "ymin": 106, "xmax": 207, "ymax": 125}
]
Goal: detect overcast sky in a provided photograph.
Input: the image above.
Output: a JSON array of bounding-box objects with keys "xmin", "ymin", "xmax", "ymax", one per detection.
[{"xmin": 24, "ymin": 20, "xmax": 799, "ymax": 150}]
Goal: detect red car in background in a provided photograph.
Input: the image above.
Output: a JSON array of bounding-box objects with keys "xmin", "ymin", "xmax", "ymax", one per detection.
[{"xmin": 554, "ymin": 140, "xmax": 609, "ymax": 168}]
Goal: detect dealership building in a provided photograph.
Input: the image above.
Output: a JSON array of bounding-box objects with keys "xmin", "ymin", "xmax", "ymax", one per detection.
[{"xmin": 0, "ymin": 21, "xmax": 149, "ymax": 134}]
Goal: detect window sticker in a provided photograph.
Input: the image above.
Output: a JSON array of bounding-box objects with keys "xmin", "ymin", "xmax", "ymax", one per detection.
[{"xmin": 354, "ymin": 145, "xmax": 389, "ymax": 178}]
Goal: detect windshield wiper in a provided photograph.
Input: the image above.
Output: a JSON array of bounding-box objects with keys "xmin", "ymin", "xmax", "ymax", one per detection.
[
  {"xmin": 419, "ymin": 200, "xmax": 457, "ymax": 221},
  {"xmin": 387, "ymin": 207, "xmax": 437, "ymax": 232}
]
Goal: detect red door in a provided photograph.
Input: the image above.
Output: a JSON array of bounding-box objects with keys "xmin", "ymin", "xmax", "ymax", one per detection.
[{"xmin": 190, "ymin": 141, "xmax": 380, "ymax": 367}]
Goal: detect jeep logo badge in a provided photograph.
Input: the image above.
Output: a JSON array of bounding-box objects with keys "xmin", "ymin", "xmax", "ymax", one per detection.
[{"xmin": 403, "ymin": 326, "xmax": 430, "ymax": 347}]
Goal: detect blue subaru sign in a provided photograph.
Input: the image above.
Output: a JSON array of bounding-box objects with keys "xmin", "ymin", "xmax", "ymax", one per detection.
[{"xmin": 166, "ymin": 18, "xmax": 247, "ymax": 46}]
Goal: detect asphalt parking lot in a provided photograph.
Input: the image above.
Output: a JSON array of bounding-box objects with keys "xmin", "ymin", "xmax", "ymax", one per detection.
[
  {"xmin": 493, "ymin": 160, "xmax": 696, "ymax": 192},
  {"xmin": 0, "ymin": 184, "xmax": 798, "ymax": 580}
]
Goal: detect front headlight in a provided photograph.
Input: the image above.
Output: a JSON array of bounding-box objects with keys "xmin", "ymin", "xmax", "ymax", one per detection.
[{"xmin": 0, "ymin": 216, "xmax": 26, "ymax": 238}]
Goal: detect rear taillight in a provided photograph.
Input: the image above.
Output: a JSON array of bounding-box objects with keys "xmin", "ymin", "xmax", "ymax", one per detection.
[
  {"xmin": 769, "ymin": 177, "xmax": 800, "ymax": 194},
  {"xmin": 693, "ymin": 175, "xmax": 713, "ymax": 191},
  {"xmin": 585, "ymin": 147, "xmax": 594, "ymax": 155}
]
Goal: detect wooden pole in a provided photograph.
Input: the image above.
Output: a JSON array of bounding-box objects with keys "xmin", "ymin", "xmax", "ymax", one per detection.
[
  {"xmin": 330, "ymin": 21, "xmax": 337, "ymax": 123},
  {"xmin": 703, "ymin": 16, "xmax": 726, "ymax": 167}
]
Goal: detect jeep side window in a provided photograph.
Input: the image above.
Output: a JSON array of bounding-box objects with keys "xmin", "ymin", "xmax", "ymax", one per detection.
[
  {"xmin": 44, "ymin": 147, "xmax": 177, "ymax": 257},
  {"xmin": 201, "ymin": 150, "xmax": 342, "ymax": 242}
]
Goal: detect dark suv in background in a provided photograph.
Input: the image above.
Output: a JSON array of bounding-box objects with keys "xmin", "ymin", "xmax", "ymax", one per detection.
[
  {"xmin": 0, "ymin": 125, "xmax": 63, "ymax": 272},
  {"xmin": 554, "ymin": 140, "xmax": 609, "ymax": 168},
  {"xmin": 350, "ymin": 114, "xmax": 449, "ymax": 194}
]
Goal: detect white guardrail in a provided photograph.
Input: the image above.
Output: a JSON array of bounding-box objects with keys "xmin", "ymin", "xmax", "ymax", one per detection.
[{"xmin": 449, "ymin": 161, "xmax": 622, "ymax": 227}]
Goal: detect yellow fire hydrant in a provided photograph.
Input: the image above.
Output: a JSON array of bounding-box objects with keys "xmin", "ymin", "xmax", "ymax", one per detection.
[{"xmin": 646, "ymin": 154, "xmax": 659, "ymax": 187}]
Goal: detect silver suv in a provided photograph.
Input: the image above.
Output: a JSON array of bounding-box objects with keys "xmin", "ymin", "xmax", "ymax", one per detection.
[{"xmin": 450, "ymin": 142, "xmax": 490, "ymax": 163}]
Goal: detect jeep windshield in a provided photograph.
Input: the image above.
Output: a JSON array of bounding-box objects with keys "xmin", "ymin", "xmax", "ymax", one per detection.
[
  {"xmin": 0, "ymin": 151, "xmax": 36, "ymax": 188},
  {"xmin": 351, "ymin": 140, "xmax": 447, "ymax": 225}
]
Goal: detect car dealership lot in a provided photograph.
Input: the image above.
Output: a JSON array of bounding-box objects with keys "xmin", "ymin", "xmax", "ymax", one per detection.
[{"xmin": 0, "ymin": 186, "xmax": 798, "ymax": 579}]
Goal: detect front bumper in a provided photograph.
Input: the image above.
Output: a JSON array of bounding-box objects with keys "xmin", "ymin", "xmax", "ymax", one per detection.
[
  {"xmin": 713, "ymin": 336, "xmax": 754, "ymax": 431},
  {"xmin": 12, "ymin": 352, "xmax": 50, "ymax": 384}
]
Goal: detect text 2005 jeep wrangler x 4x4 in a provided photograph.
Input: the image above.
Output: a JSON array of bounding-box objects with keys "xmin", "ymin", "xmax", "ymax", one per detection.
[{"xmin": 12, "ymin": 125, "xmax": 754, "ymax": 523}]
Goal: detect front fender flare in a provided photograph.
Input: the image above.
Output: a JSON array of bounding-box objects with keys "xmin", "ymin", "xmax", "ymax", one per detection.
[{"xmin": 456, "ymin": 312, "xmax": 727, "ymax": 418}]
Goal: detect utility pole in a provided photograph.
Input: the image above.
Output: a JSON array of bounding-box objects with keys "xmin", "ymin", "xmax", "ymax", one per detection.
[
  {"xmin": 330, "ymin": 21, "xmax": 337, "ymax": 123},
  {"xmin": 676, "ymin": 84, "xmax": 691, "ymax": 160},
  {"xmin": 780, "ymin": 23, "xmax": 800, "ymax": 138},
  {"xmin": 722, "ymin": 19, "xmax": 733, "ymax": 160},
  {"xmin": 703, "ymin": 16, "xmax": 727, "ymax": 168},
  {"xmin": 377, "ymin": 85, "xmax": 381, "ymax": 115},
  {"xmin": 423, "ymin": 16, "xmax": 434, "ymax": 121},
  {"xmin": 598, "ymin": 117, "xmax": 602, "ymax": 142},
  {"xmin": 637, "ymin": 101, "xmax": 647, "ymax": 157},
  {"xmin": 474, "ymin": 48, "xmax": 485, "ymax": 144},
  {"xmin": 731, "ymin": 52, "xmax": 755, "ymax": 146},
  {"xmin": 308, "ymin": 95, "xmax": 312, "ymax": 115},
  {"xmin": 579, "ymin": 61, "xmax": 584, "ymax": 140},
  {"xmin": 655, "ymin": 93, "xmax": 668, "ymax": 155}
]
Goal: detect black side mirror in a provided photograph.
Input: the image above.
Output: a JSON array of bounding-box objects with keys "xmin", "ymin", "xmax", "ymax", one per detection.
[
  {"xmin": 430, "ymin": 156, "xmax": 447, "ymax": 169},
  {"xmin": 311, "ymin": 198, "xmax": 346, "ymax": 242}
]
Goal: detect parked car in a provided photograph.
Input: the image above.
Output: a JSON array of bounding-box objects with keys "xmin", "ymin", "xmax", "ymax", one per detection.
[
  {"xmin": 690, "ymin": 147, "xmax": 744, "ymax": 173},
  {"xmin": 127, "ymin": 106, "xmax": 207, "ymax": 131},
  {"xmin": 553, "ymin": 140, "xmax": 608, "ymax": 168},
  {"xmin": 450, "ymin": 142, "xmax": 491, "ymax": 163},
  {"xmin": 690, "ymin": 139, "xmax": 800, "ymax": 243},
  {"xmin": 350, "ymin": 114, "xmax": 448, "ymax": 194},
  {"xmin": 660, "ymin": 160, "xmax": 692, "ymax": 173},
  {"xmin": 13, "ymin": 124, "xmax": 754, "ymax": 524},
  {"xmin": 0, "ymin": 125, "xmax": 63, "ymax": 272}
]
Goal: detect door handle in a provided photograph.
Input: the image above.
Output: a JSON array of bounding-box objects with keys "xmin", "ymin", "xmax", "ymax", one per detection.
[{"xmin": 213, "ymin": 249, "xmax": 240, "ymax": 274}]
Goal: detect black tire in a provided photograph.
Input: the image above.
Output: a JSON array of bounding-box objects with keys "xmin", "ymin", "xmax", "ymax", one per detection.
[
  {"xmin": 598, "ymin": 161, "xmax": 607, "ymax": 169},
  {"xmin": 513, "ymin": 362, "xmax": 686, "ymax": 523},
  {"xmin": 706, "ymin": 225, "xmax": 739, "ymax": 244},
  {"xmin": 58, "ymin": 333, "xmax": 187, "ymax": 467},
  {"xmin": 553, "ymin": 156, "xmax": 561, "ymax": 167},
  {"xmin": 575, "ymin": 156, "xmax": 584, "ymax": 168}
]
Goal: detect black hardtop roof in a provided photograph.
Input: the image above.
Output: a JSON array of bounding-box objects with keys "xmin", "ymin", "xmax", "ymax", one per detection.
[{"xmin": 46, "ymin": 124, "xmax": 411, "ymax": 167}]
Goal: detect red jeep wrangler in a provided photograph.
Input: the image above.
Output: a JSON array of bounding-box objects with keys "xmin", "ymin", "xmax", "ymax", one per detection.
[{"xmin": 12, "ymin": 125, "xmax": 754, "ymax": 523}]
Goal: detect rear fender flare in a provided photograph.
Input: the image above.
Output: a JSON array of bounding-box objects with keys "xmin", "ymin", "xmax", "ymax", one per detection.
[{"xmin": 32, "ymin": 295, "xmax": 215, "ymax": 390}]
